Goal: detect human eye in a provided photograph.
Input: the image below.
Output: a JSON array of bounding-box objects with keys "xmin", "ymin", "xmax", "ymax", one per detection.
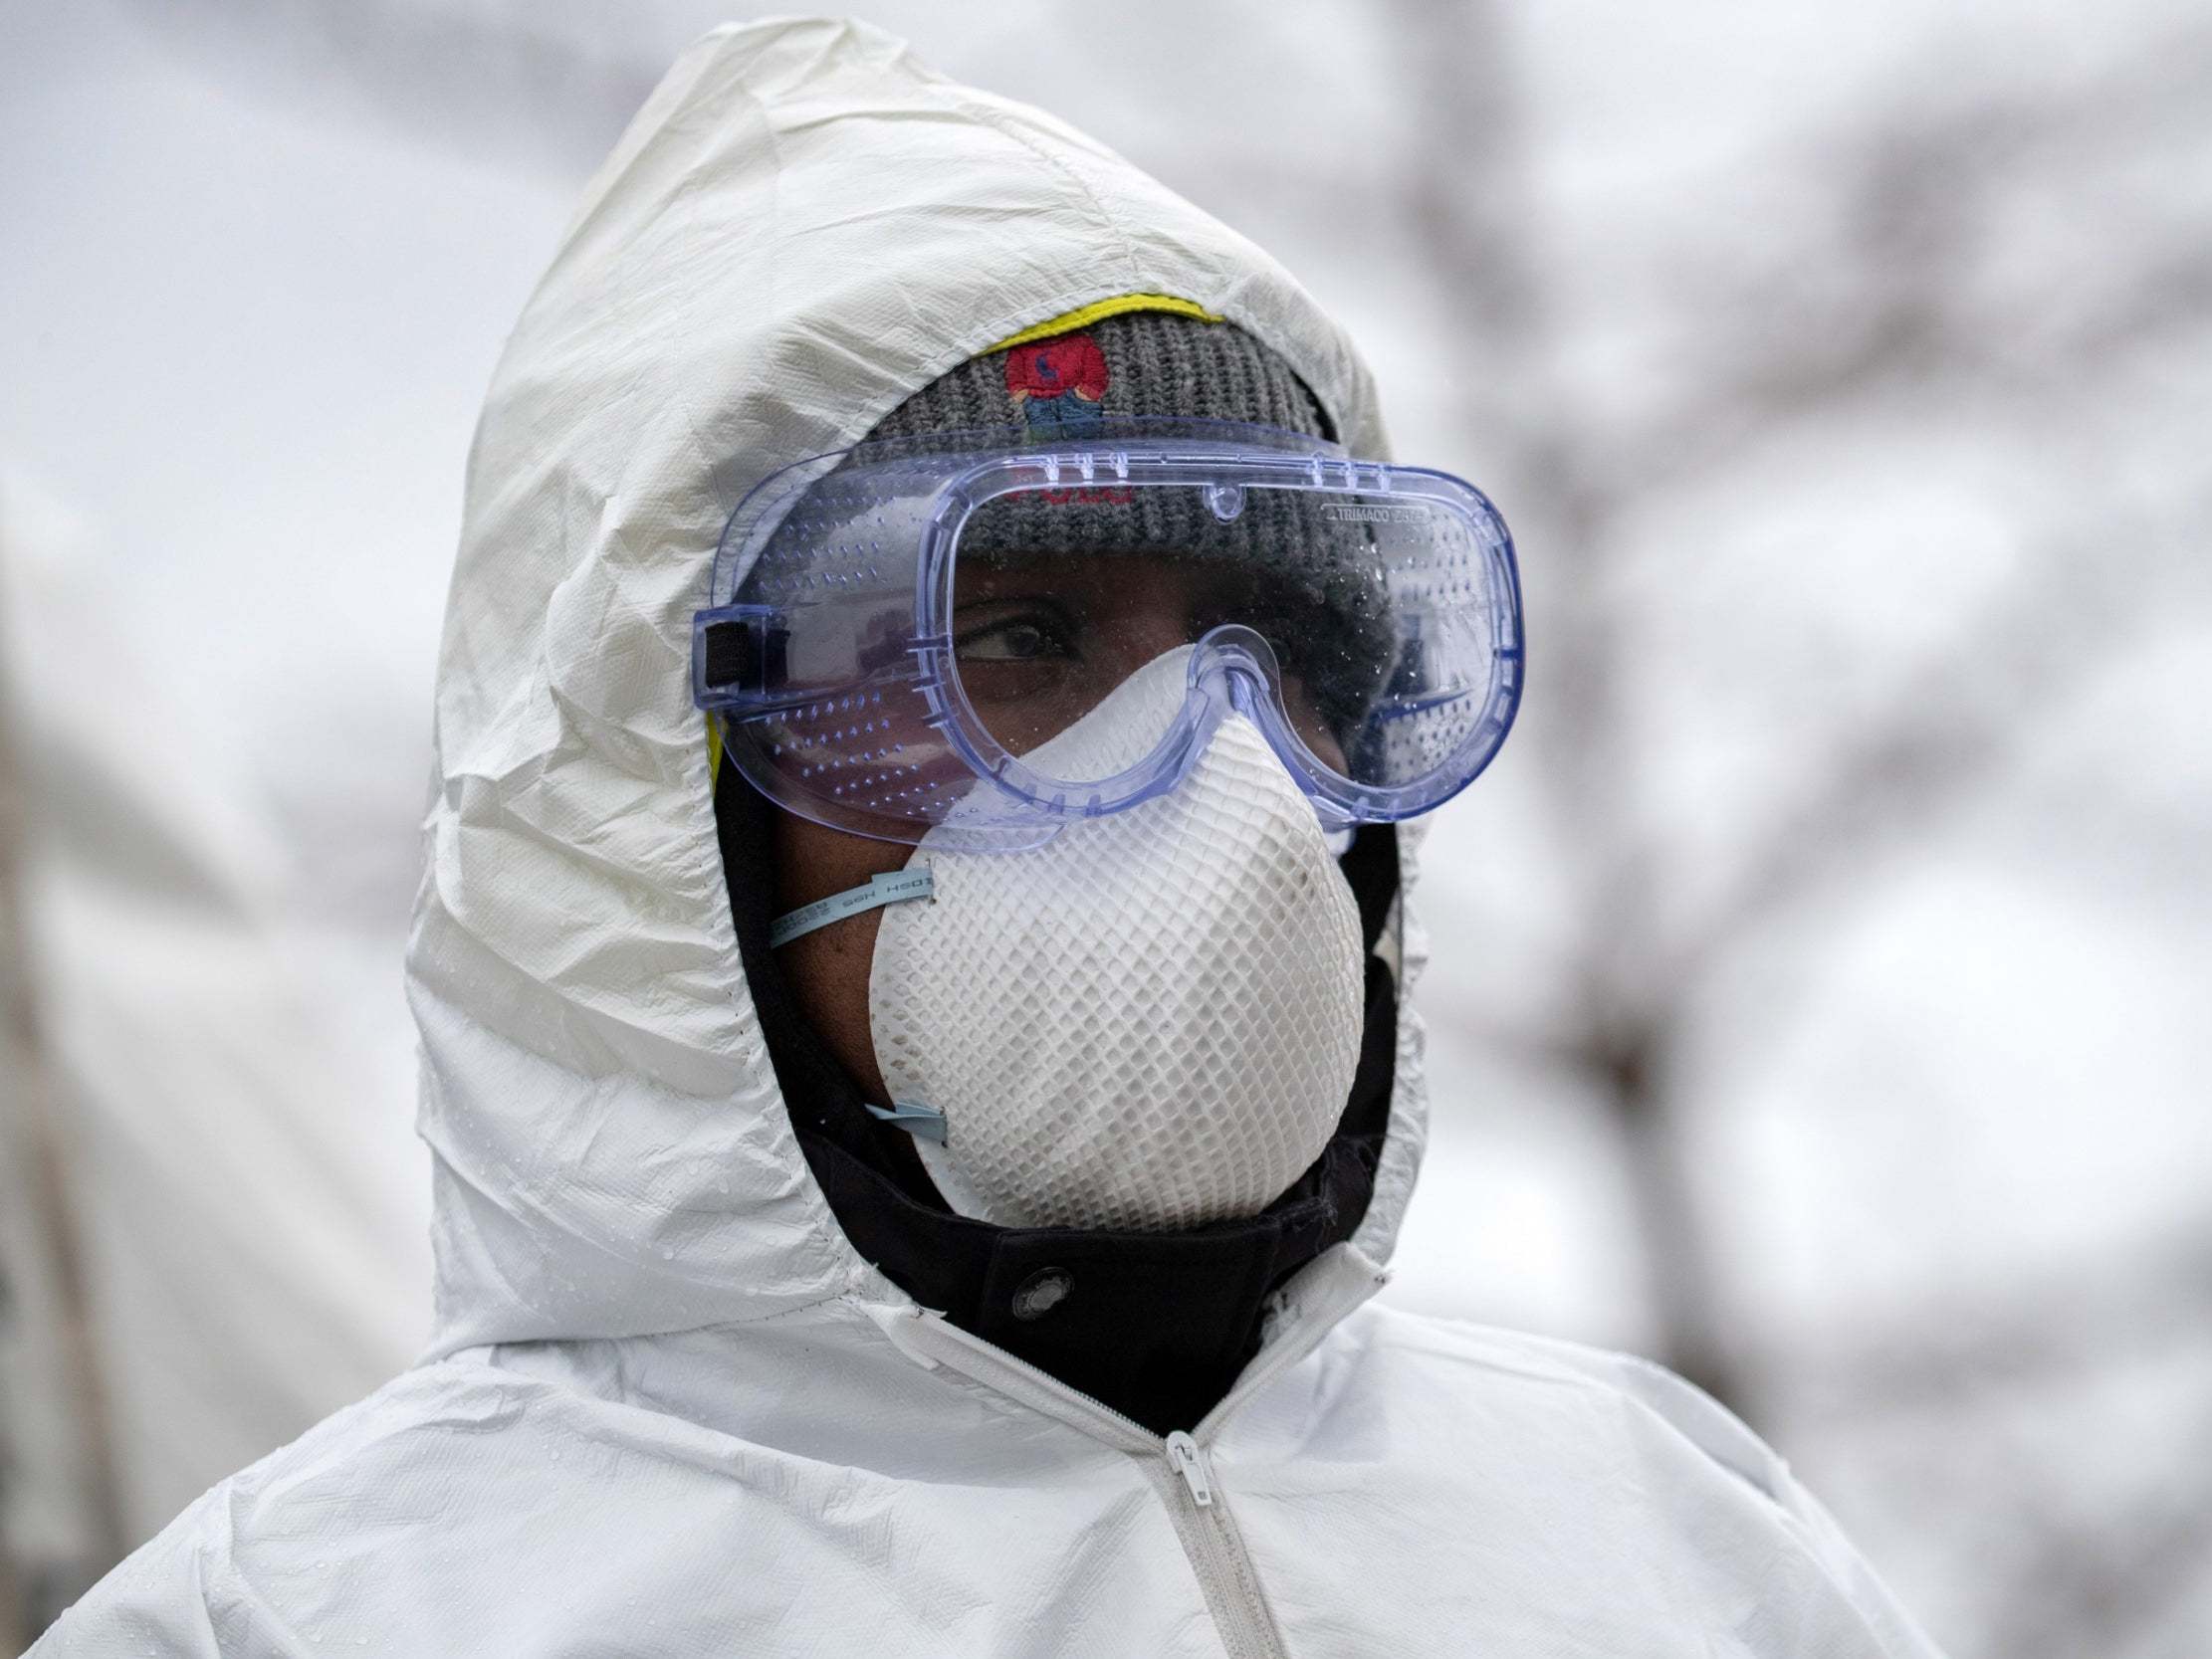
[{"xmin": 953, "ymin": 602, "xmax": 1080, "ymax": 665}]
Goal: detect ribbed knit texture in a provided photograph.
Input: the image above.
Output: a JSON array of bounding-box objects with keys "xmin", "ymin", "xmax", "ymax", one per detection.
[
  {"xmin": 868, "ymin": 311, "xmax": 1332, "ymax": 442},
  {"xmin": 858, "ymin": 314, "xmax": 1373, "ymax": 648}
]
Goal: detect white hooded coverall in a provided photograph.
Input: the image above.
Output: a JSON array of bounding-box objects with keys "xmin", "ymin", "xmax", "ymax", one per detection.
[{"xmin": 33, "ymin": 20, "xmax": 1945, "ymax": 1658}]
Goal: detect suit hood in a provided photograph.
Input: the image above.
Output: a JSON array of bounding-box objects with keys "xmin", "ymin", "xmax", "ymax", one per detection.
[{"xmin": 407, "ymin": 15, "xmax": 1425, "ymax": 1356}]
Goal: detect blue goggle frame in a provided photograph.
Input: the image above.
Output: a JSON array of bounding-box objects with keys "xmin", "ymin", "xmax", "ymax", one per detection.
[{"xmin": 694, "ymin": 420, "xmax": 1523, "ymax": 851}]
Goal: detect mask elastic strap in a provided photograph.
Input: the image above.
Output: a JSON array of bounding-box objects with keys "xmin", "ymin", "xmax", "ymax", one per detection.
[
  {"xmin": 863, "ymin": 1102, "xmax": 949, "ymax": 1144},
  {"xmin": 769, "ymin": 867, "xmax": 935, "ymax": 948},
  {"xmin": 769, "ymin": 872, "xmax": 949, "ymax": 1146}
]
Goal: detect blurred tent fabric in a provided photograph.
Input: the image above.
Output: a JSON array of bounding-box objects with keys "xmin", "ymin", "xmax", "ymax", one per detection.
[
  {"xmin": 0, "ymin": 545, "xmax": 109, "ymax": 1649},
  {"xmin": 0, "ymin": 470, "xmax": 431, "ymax": 1593}
]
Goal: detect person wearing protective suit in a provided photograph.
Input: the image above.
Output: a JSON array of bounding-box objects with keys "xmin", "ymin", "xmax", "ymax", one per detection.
[{"xmin": 34, "ymin": 20, "xmax": 1945, "ymax": 1658}]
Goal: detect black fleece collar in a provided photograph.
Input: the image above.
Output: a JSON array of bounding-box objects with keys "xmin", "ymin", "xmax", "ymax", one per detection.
[{"xmin": 714, "ymin": 759, "xmax": 1400, "ymax": 1435}]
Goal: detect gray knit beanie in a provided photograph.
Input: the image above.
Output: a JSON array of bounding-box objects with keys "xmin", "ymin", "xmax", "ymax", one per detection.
[
  {"xmin": 860, "ymin": 311, "xmax": 1360, "ymax": 581},
  {"xmin": 868, "ymin": 310, "xmax": 1333, "ymax": 444},
  {"xmin": 847, "ymin": 311, "xmax": 1388, "ymax": 736}
]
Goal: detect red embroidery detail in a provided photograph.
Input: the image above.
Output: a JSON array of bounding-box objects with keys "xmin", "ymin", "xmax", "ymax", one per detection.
[
  {"xmin": 1035, "ymin": 485, "xmax": 1136, "ymax": 506},
  {"xmin": 1004, "ymin": 332, "xmax": 1109, "ymax": 405}
]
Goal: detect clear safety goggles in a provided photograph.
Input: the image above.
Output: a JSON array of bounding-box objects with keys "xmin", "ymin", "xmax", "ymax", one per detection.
[{"xmin": 694, "ymin": 418, "xmax": 1523, "ymax": 851}]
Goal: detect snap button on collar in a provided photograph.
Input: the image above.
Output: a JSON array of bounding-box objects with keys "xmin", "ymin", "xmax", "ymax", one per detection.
[{"xmin": 1010, "ymin": 1266, "xmax": 1073, "ymax": 1321}]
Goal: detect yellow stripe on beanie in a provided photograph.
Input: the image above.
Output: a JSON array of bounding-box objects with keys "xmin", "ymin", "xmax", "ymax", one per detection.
[{"xmin": 986, "ymin": 294, "xmax": 1220, "ymax": 354}]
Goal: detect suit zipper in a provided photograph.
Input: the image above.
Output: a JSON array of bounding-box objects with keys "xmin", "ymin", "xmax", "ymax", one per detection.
[
  {"xmin": 868, "ymin": 1244, "xmax": 1390, "ymax": 1659},
  {"xmin": 1166, "ymin": 1431, "xmax": 1214, "ymax": 1505},
  {"xmin": 1158, "ymin": 1431, "xmax": 1288, "ymax": 1658}
]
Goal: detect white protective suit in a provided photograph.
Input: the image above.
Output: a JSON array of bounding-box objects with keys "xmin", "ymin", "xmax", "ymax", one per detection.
[{"xmin": 34, "ymin": 20, "xmax": 1944, "ymax": 1658}]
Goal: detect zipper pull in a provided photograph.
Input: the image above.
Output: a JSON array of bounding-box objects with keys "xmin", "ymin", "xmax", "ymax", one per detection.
[{"xmin": 1165, "ymin": 1431, "xmax": 1214, "ymax": 1508}]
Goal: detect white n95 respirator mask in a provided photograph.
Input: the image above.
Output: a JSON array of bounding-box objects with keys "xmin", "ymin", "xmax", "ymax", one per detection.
[{"xmin": 866, "ymin": 648, "xmax": 1367, "ymax": 1232}]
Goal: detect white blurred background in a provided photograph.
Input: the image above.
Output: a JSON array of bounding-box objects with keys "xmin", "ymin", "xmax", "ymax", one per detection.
[{"xmin": 2, "ymin": 3, "xmax": 2208, "ymax": 1652}]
